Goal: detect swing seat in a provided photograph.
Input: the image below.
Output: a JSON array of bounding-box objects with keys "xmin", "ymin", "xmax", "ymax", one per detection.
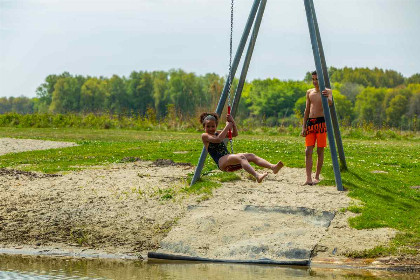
[{"xmin": 225, "ymin": 164, "xmax": 242, "ymax": 172}]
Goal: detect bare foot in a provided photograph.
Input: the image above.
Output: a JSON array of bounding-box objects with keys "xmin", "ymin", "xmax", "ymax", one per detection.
[
  {"xmin": 256, "ymin": 172, "xmax": 268, "ymax": 183},
  {"xmin": 313, "ymin": 178, "xmax": 320, "ymax": 184},
  {"xmin": 302, "ymin": 181, "xmax": 313, "ymax": 186},
  {"xmin": 272, "ymin": 161, "xmax": 284, "ymax": 174}
]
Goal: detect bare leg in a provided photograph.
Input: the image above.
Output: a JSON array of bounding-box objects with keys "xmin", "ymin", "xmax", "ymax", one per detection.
[
  {"xmin": 314, "ymin": 147, "xmax": 324, "ymax": 184},
  {"xmin": 220, "ymin": 154, "xmax": 268, "ymax": 183},
  {"xmin": 243, "ymin": 153, "xmax": 273, "ymax": 169},
  {"xmin": 272, "ymin": 161, "xmax": 284, "ymax": 174},
  {"xmin": 239, "ymin": 154, "xmax": 268, "ymax": 183},
  {"xmin": 304, "ymin": 146, "xmax": 314, "ymax": 185},
  {"xmin": 243, "ymin": 153, "xmax": 284, "ymax": 174}
]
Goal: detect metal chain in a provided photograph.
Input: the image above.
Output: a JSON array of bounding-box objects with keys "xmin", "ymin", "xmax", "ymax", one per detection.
[
  {"xmin": 228, "ymin": 0, "xmax": 234, "ymax": 108},
  {"xmin": 228, "ymin": 0, "xmax": 234, "ymax": 154}
]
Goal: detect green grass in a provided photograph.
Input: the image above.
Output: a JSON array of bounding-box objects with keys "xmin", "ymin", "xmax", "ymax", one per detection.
[{"xmin": 0, "ymin": 127, "xmax": 419, "ymax": 258}]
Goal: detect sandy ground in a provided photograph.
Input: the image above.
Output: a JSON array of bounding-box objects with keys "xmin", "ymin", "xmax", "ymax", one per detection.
[
  {"xmin": 0, "ymin": 138, "xmax": 78, "ymax": 156},
  {"xmin": 0, "ymin": 137, "xmax": 416, "ymax": 269}
]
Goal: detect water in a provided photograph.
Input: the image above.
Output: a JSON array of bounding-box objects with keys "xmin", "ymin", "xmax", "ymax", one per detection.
[{"xmin": 0, "ymin": 255, "xmax": 417, "ymax": 280}]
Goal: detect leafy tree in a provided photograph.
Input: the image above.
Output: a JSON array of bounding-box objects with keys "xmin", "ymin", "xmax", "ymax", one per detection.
[
  {"xmin": 80, "ymin": 78, "xmax": 107, "ymax": 112},
  {"xmin": 407, "ymin": 84, "xmax": 420, "ymax": 129},
  {"xmin": 49, "ymin": 75, "xmax": 85, "ymax": 113},
  {"xmin": 166, "ymin": 69, "xmax": 200, "ymax": 117},
  {"xmin": 106, "ymin": 75, "xmax": 129, "ymax": 114},
  {"xmin": 126, "ymin": 71, "xmax": 154, "ymax": 115},
  {"xmin": 354, "ymin": 87, "xmax": 386, "ymax": 126},
  {"xmin": 0, "ymin": 97, "xmax": 11, "ymax": 113},
  {"xmin": 385, "ymin": 94, "xmax": 408, "ymax": 127},
  {"xmin": 152, "ymin": 71, "xmax": 169, "ymax": 117},
  {"xmin": 335, "ymin": 82, "xmax": 364, "ymax": 104},
  {"xmin": 294, "ymin": 95, "xmax": 306, "ymax": 116},
  {"xmin": 200, "ymin": 73, "xmax": 224, "ymax": 111},
  {"xmin": 245, "ymin": 79, "xmax": 308, "ymax": 124},
  {"xmin": 12, "ymin": 96, "xmax": 34, "ymax": 114},
  {"xmin": 330, "ymin": 67, "xmax": 405, "ymax": 88},
  {"xmin": 332, "ymin": 91, "xmax": 354, "ymax": 123},
  {"xmin": 236, "ymin": 82, "xmax": 252, "ymax": 122},
  {"xmin": 406, "ymin": 73, "xmax": 420, "ymax": 84},
  {"xmin": 36, "ymin": 72, "xmax": 71, "ymax": 112}
]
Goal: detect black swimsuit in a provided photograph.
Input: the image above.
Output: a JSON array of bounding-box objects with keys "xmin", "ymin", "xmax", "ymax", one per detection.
[{"xmin": 207, "ymin": 133, "xmax": 229, "ymax": 168}]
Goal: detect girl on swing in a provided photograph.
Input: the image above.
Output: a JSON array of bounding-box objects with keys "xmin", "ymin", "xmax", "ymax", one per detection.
[{"xmin": 200, "ymin": 112, "xmax": 284, "ymax": 183}]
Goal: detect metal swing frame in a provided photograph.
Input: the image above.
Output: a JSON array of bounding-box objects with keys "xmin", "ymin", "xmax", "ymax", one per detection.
[{"xmin": 191, "ymin": 0, "xmax": 347, "ymax": 191}]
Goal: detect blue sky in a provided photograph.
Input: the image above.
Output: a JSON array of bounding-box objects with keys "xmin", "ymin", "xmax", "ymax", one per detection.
[{"xmin": 1, "ymin": 0, "xmax": 419, "ymax": 97}]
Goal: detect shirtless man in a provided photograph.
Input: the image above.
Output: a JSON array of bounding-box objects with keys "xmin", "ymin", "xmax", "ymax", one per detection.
[{"xmin": 301, "ymin": 71, "xmax": 333, "ymax": 185}]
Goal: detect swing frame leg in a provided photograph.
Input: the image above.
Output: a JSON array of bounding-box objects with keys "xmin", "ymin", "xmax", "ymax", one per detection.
[
  {"xmin": 190, "ymin": 0, "xmax": 264, "ymax": 186},
  {"xmin": 307, "ymin": 0, "xmax": 347, "ymax": 171},
  {"xmin": 304, "ymin": 0, "xmax": 344, "ymax": 191},
  {"xmin": 232, "ymin": 0, "xmax": 267, "ymax": 118}
]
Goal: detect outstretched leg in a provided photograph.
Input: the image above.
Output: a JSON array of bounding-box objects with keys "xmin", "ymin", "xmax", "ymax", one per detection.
[
  {"xmin": 272, "ymin": 161, "xmax": 284, "ymax": 174},
  {"xmin": 220, "ymin": 154, "xmax": 268, "ymax": 183},
  {"xmin": 304, "ymin": 146, "xmax": 314, "ymax": 185},
  {"xmin": 242, "ymin": 153, "xmax": 284, "ymax": 174},
  {"xmin": 314, "ymin": 147, "xmax": 324, "ymax": 184}
]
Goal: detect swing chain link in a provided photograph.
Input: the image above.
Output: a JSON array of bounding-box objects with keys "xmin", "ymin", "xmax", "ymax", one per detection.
[
  {"xmin": 228, "ymin": 0, "xmax": 234, "ymax": 154},
  {"xmin": 228, "ymin": 0, "xmax": 234, "ymax": 107}
]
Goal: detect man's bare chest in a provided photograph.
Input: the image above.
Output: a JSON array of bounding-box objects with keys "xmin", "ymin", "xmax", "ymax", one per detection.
[{"xmin": 309, "ymin": 90, "xmax": 321, "ymax": 104}]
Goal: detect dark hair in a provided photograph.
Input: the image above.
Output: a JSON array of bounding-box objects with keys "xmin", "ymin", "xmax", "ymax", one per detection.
[
  {"xmin": 199, "ymin": 112, "xmax": 219, "ymax": 127},
  {"xmin": 312, "ymin": 70, "xmax": 317, "ymax": 76}
]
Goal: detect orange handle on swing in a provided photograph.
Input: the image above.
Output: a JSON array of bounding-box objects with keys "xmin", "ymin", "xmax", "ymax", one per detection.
[{"xmin": 227, "ymin": 106, "xmax": 232, "ymax": 140}]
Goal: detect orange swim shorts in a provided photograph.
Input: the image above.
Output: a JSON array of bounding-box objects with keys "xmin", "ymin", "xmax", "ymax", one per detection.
[{"xmin": 305, "ymin": 117, "xmax": 327, "ymax": 148}]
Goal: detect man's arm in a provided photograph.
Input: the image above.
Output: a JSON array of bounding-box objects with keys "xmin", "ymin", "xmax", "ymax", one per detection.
[{"xmin": 322, "ymin": 88, "xmax": 333, "ymax": 106}]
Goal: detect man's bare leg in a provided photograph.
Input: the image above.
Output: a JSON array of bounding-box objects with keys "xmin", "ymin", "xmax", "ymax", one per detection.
[
  {"xmin": 314, "ymin": 147, "xmax": 324, "ymax": 184},
  {"xmin": 304, "ymin": 146, "xmax": 314, "ymax": 185}
]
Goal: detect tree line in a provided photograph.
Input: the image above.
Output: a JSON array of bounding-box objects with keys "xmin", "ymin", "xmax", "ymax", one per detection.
[{"xmin": 1, "ymin": 67, "xmax": 419, "ymax": 130}]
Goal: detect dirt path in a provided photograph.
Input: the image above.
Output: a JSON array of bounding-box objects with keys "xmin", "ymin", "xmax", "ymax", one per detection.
[
  {"xmin": 0, "ymin": 138, "xmax": 402, "ymax": 266},
  {"xmin": 0, "ymin": 138, "xmax": 77, "ymax": 156}
]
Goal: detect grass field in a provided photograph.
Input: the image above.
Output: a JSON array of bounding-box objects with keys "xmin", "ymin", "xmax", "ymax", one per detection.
[{"xmin": 0, "ymin": 127, "xmax": 419, "ymax": 258}]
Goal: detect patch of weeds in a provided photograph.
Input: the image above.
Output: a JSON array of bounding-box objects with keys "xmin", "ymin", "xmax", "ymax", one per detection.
[
  {"xmin": 347, "ymin": 205, "xmax": 364, "ymax": 214},
  {"xmin": 345, "ymin": 232, "xmax": 419, "ymax": 258},
  {"xmin": 157, "ymin": 188, "xmax": 175, "ymax": 200},
  {"xmin": 121, "ymin": 190, "xmax": 131, "ymax": 199},
  {"xmin": 120, "ymin": 157, "xmax": 140, "ymax": 163},
  {"xmin": 131, "ymin": 186, "xmax": 144, "ymax": 198},
  {"xmin": 345, "ymin": 246, "xmax": 391, "ymax": 258},
  {"xmin": 70, "ymin": 228, "xmax": 91, "ymax": 246},
  {"xmin": 154, "ymin": 219, "xmax": 179, "ymax": 235},
  {"xmin": 183, "ymin": 177, "xmax": 221, "ymax": 195},
  {"xmin": 246, "ymin": 173, "xmax": 256, "ymax": 181},
  {"xmin": 196, "ymin": 194, "xmax": 211, "ymax": 203},
  {"xmin": 184, "ymin": 169, "xmax": 238, "ymax": 197},
  {"xmin": 343, "ymin": 201, "xmax": 366, "ymax": 214},
  {"xmin": 208, "ymin": 171, "xmax": 241, "ymax": 182},
  {"xmin": 137, "ymin": 173, "xmax": 151, "ymax": 178}
]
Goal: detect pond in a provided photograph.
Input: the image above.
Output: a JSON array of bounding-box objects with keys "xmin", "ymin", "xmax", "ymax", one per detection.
[{"xmin": 0, "ymin": 255, "xmax": 417, "ymax": 280}]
